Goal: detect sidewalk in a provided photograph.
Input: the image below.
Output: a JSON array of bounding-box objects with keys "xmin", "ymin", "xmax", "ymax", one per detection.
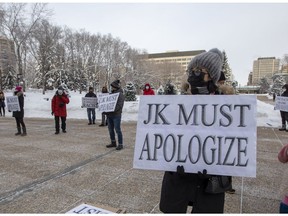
[{"xmin": 0, "ymin": 116, "xmax": 287, "ymax": 213}]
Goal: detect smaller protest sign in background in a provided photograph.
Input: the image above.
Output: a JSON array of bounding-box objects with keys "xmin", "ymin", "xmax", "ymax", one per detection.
[
  {"xmin": 6, "ymin": 96, "xmax": 20, "ymax": 112},
  {"xmin": 275, "ymin": 96, "xmax": 288, "ymax": 112},
  {"xmin": 81, "ymin": 97, "xmax": 98, "ymax": 108},
  {"xmin": 97, "ymin": 92, "xmax": 119, "ymax": 112}
]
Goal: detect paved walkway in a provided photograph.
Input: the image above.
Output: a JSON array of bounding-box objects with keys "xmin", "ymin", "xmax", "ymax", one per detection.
[{"xmin": 0, "ymin": 109, "xmax": 287, "ymax": 213}]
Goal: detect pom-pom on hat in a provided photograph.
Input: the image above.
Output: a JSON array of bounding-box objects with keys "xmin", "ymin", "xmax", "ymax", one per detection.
[
  {"xmin": 15, "ymin": 86, "xmax": 22, "ymax": 92},
  {"xmin": 187, "ymin": 48, "xmax": 224, "ymax": 84},
  {"xmin": 111, "ymin": 80, "xmax": 120, "ymax": 89},
  {"xmin": 278, "ymin": 144, "xmax": 288, "ymax": 163}
]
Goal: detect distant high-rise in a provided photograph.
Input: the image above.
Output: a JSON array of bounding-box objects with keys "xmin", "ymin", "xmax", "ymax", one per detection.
[
  {"xmin": 0, "ymin": 36, "xmax": 17, "ymax": 71},
  {"xmin": 251, "ymin": 57, "xmax": 280, "ymax": 85}
]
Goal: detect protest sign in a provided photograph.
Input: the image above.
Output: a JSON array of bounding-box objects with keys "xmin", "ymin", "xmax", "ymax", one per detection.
[
  {"xmin": 6, "ymin": 96, "xmax": 20, "ymax": 112},
  {"xmin": 133, "ymin": 95, "xmax": 257, "ymax": 177},
  {"xmin": 82, "ymin": 97, "xmax": 98, "ymax": 108},
  {"xmin": 97, "ymin": 92, "xmax": 119, "ymax": 112},
  {"xmin": 66, "ymin": 203, "xmax": 115, "ymax": 214},
  {"xmin": 275, "ymin": 96, "xmax": 288, "ymax": 112}
]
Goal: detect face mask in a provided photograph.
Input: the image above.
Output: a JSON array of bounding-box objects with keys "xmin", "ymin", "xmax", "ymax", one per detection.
[
  {"xmin": 145, "ymin": 86, "xmax": 149, "ymax": 90},
  {"xmin": 58, "ymin": 90, "xmax": 63, "ymax": 95}
]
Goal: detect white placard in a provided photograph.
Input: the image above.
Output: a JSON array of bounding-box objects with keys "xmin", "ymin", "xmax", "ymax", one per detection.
[
  {"xmin": 66, "ymin": 203, "xmax": 114, "ymax": 214},
  {"xmin": 275, "ymin": 96, "xmax": 288, "ymax": 112},
  {"xmin": 82, "ymin": 97, "xmax": 98, "ymax": 108},
  {"xmin": 97, "ymin": 92, "xmax": 119, "ymax": 112},
  {"xmin": 6, "ymin": 96, "xmax": 20, "ymax": 112},
  {"xmin": 133, "ymin": 95, "xmax": 257, "ymax": 178}
]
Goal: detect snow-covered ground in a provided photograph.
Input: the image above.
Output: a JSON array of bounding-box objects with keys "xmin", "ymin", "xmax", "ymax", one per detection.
[{"xmin": 2, "ymin": 89, "xmax": 281, "ymax": 128}]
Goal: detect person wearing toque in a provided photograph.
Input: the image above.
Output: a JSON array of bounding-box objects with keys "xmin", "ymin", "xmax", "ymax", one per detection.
[
  {"xmin": 104, "ymin": 79, "xmax": 125, "ymax": 150},
  {"xmin": 12, "ymin": 86, "xmax": 27, "ymax": 136},
  {"xmin": 159, "ymin": 48, "xmax": 228, "ymax": 213}
]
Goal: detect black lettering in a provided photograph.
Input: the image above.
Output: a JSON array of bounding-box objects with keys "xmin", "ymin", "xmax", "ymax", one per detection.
[
  {"xmin": 219, "ymin": 104, "xmax": 233, "ymax": 127},
  {"xmin": 223, "ymin": 137, "xmax": 236, "ymax": 166},
  {"xmin": 188, "ymin": 135, "xmax": 201, "ymax": 164},
  {"xmin": 154, "ymin": 104, "xmax": 170, "ymax": 125},
  {"xmin": 139, "ymin": 133, "xmax": 151, "ymax": 160},
  {"xmin": 176, "ymin": 134, "xmax": 187, "ymax": 162},
  {"xmin": 237, "ymin": 137, "xmax": 249, "ymax": 167},
  {"xmin": 152, "ymin": 134, "xmax": 163, "ymax": 161},
  {"xmin": 234, "ymin": 104, "xmax": 251, "ymax": 127},
  {"xmin": 177, "ymin": 104, "xmax": 199, "ymax": 125},
  {"xmin": 163, "ymin": 134, "xmax": 176, "ymax": 162},
  {"xmin": 201, "ymin": 104, "xmax": 218, "ymax": 126},
  {"xmin": 202, "ymin": 136, "xmax": 216, "ymax": 165},
  {"xmin": 216, "ymin": 136, "xmax": 224, "ymax": 165},
  {"xmin": 143, "ymin": 104, "xmax": 153, "ymax": 124},
  {"xmin": 73, "ymin": 207, "xmax": 88, "ymax": 214}
]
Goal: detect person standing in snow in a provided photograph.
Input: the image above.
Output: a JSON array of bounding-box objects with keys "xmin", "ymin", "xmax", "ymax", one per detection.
[
  {"xmin": 279, "ymin": 84, "xmax": 288, "ymax": 131},
  {"xmin": 160, "ymin": 48, "xmax": 228, "ymax": 213},
  {"xmin": 85, "ymin": 86, "xmax": 97, "ymax": 125},
  {"xmin": 99, "ymin": 86, "xmax": 108, "ymax": 127},
  {"xmin": 0, "ymin": 90, "xmax": 5, "ymax": 117},
  {"xmin": 51, "ymin": 86, "xmax": 70, "ymax": 134},
  {"xmin": 12, "ymin": 86, "xmax": 27, "ymax": 136},
  {"xmin": 143, "ymin": 83, "xmax": 155, "ymax": 95},
  {"xmin": 104, "ymin": 80, "xmax": 125, "ymax": 150}
]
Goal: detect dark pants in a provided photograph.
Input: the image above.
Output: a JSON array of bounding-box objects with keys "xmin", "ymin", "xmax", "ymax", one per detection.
[
  {"xmin": 280, "ymin": 202, "xmax": 288, "ymax": 213},
  {"xmin": 107, "ymin": 115, "xmax": 123, "ymax": 145},
  {"xmin": 0, "ymin": 106, "xmax": 5, "ymax": 116},
  {"xmin": 101, "ymin": 112, "xmax": 107, "ymax": 125},
  {"xmin": 55, "ymin": 116, "xmax": 66, "ymax": 132},
  {"xmin": 15, "ymin": 117, "xmax": 25, "ymax": 129},
  {"xmin": 87, "ymin": 108, "xmax": 96, "ymax": 123},
  {"xmin": 280, "ymin": 111, "xmax": 287, "ymax": 125}
]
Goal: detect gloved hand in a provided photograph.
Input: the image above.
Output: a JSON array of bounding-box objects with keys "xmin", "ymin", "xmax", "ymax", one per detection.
[
  {"xmin": 197, "ymin": 169, "xmax": 211, "ymax": 179},
  {"xmin": 177, "ymin": 165, "xmax": 185, "ymax": 175},
  {"xmin": 51, "ymin": 112, "xmax": 54, "ymax": 116}
]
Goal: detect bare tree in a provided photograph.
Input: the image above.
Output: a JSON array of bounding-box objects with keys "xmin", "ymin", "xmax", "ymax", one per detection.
[{"xmin": 0, "ymin": 3, "xmax": 51, "ymax": 90}]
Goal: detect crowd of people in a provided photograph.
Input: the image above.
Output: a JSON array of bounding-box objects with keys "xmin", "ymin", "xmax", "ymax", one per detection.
[{"xmin": 1, "ymin": 47, "xmax": 287, "ymax": 213}]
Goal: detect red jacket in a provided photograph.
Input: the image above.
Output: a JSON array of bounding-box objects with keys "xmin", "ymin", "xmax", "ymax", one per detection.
[
  {"xmin": 143, "ymin": 83, "xmax": 155, "ymax": 95},
  {"xmin": 51, "ymin": 93, "xmax": 69, "ymax": 117}
]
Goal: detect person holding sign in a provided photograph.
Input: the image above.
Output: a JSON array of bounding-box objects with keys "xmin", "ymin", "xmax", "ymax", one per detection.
[
  {"xmin": 0, "ymin": 90, "xmax": 5, "ymax": 117},
  {"xmin": 105, "ymin": 80, "xmax": 125, "ymax": 150},
  {"xmin": 279, "ymin": 84, "xmax": 288, "ymax": 131},
  {"xmin": 160, "ymin": 48, "xmax": 227, "ymax": 213},
  {"xmin": 85, "ymin": 87, "xmax": 97, "ymax": 125},
  {"xmin": 51, "ymin": 86, "xmax": 70, "ymax": 134},
  {"xmin": 12, "ymin": 86, "xmax": 27, "ymax": 136},
  {"xmin": 99, "ymin": 86, "xmax": 108, "ymax": 127}
]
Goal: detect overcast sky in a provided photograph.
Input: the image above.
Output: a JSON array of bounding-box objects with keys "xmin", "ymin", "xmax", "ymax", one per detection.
[{"xmin": 48, "ymin": 2, "xmax": 288, "ymax": 86}]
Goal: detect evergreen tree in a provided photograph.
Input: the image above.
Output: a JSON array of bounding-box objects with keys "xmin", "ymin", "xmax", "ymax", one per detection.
[
  {"xmin": 222, "ymin": 51, "xmax": 233, "ymax": 85},
  {"xmin": 271, "ymin": 74, "xmax": 286, "ymax": 95},
  {"xmin": 124, "ymin": 82, "xmax": 137, "ymax": 101},
  {"xmin": 157, "ymin": 85, "xmax": 164, "ymax": 95},
  {"xmin": 259, "ymin": 77, "xmax": 270, "ymax": 93}
]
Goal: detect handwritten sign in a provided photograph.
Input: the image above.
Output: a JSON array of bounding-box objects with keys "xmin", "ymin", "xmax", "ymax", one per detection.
[
  {"xmin": 82, "ymin": 97, "xmax": 98, "ymax": 108},
  {"xmin": 133, "ymin": 95, "xmax": 257, "ymax": 178},
  {"xmin": 97, "ymin": 93, "xmax": 119, "ymax": 112},
  {"xmin": 66, "ymin": 203, "xmax": 114, "ymax": 214},
  {"xmin": 6, "ymin": 96, "xmax": 20, "ymax": 112},
  {"xmin": 275, "ymin": 96, "xmax": 288, "ymax": 112}
]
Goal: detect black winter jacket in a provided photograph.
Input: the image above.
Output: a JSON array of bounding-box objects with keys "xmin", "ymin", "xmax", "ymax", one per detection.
[{"xmin": 12, "ymin": 91, "xmax": 24, "ymax": 118}]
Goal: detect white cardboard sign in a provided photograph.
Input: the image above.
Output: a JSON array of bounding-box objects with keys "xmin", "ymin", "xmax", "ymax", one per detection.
[
  {"xmin": 97, "ymin": 92, "xmax": 119, "ymax": 112},
  {"xmin": 82, "ymin": 97, "xmax": 98, "ymax": 108},
  {"xmin": 66, "ymin": 203, "xmax": 114, "ymax": 214},
  {"xmin": 133, "ymin": 95, "xmax": 257, "ymax": 178},
  {"xmin": 275, "ymin": 96, "xmax": 288, "ymax": 112},
  {"xmin": 6, "ymin": 96, "xmax": 20, "ymax": 112}
]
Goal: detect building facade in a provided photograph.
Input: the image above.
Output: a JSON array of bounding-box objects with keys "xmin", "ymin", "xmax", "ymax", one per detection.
[{"xmin": 251, "ymin": 57, "xmax": 280, "ymax": 85}]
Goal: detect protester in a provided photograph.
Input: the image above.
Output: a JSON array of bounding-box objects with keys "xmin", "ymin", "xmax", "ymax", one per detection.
[
  {"xmin": 12, "ymin": 86, "xmax": 27, "ymax": 136},
  {"xmin": 99, "ymin": 86, "xmax": 108, "ymax": 127},
  {"xmin": 85, "ymin": 87, "xmax": 97, "ymax": 125},
  {"xmin": 143, "ymin": 83, "xmax": 155, "ymax": 95},
  {"xmin": 160, "ymin": 48, "xmax": 227, "ymax": 213},
  {"xmin": 278, "ymin": 144, "xmax": 288, "ymax": 213},
  {"xmin": 0, "ymin": 90, "xmax": 5, "ymax": 117},
  {"xmin": 51, "ymin": 86, "xmax": 70, "ymax": 134},
  {"xmin": 279, "ymin": 84, "xmax": 288, "ymax": 131},
  {"xmin": 105, "ymin": 80, "xmax": 125, "ymax": 150}
]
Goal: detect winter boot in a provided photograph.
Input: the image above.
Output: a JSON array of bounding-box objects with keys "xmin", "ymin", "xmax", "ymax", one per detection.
[
  {"xmin": 15, "ymin": 127, "xmax": 21, "ymax": 136},
  {"xmin": 21, "ymin": 127, "xmax": 27, "ymax": 136},
  {"xmin": 116, "ymin": 144, "xmax": 123, "ymax": 150},
  {"xmin": 106, "ymin": 141, "xmax": 117, "ymax": 148},
  {"xmin": 279, "ymin": 124, "xmax": 286, "ymax": 131}
]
